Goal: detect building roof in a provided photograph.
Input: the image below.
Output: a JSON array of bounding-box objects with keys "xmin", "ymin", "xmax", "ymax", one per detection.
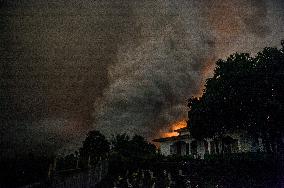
[
  {"xmin": 174, "ymin": 127, "xmax": 189, "ymax": 133},
  {"xmin": 153, "ymin": 134, "xmax": 190, "ymax": 142}
]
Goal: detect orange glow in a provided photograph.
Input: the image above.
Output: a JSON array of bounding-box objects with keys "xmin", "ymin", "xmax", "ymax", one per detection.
[
  {"xmin": 162, "ymin": 132, "xmax": 179, "ymax": 137},
  {"xmin": 160, "ymin": 120, "xmax": 187, "ymax": 138},
  {"xmin": 170, "ymin": 120, "xmax": 187, "ymax": 131}
]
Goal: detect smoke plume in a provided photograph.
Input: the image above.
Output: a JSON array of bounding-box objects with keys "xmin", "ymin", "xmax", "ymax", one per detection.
[
  {"xmin": 94, "ymin": 0, "xmax": 283, "ymax": 139},
  {"xmin": 0, "ymin": 0, "xmax": 283, "ymax": 155}
]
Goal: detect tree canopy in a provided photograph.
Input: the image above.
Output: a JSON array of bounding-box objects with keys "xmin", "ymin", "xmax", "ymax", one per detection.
[
  {"xmin": 79, "ymin": 130, "xmax": 110, "ymax": 165},
  {"xmin": 188, "ymin": 44, "xmax": 284, "ymax": 144},
  {"xmin": 111, "ymin": 134, "xmax": 156, "ymax": 160}
]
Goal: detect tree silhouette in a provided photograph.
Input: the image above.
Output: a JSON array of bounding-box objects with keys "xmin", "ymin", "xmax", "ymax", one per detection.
[
  {"xmin": 111, "ymin": 134, "xmax": 156, "ymax": 159},
  {"xmin": 188, "ymin": 44, "xmax": 284, "ymax": 152},
  {"xmin": 79, "ymin": 130, "xmax": 110, "ymax": 166},
  {"xmin": 111, "ymin": 133, "xmax": 131, "ymax": 156},
  {"xmin": 108, "ymin": 134, "xmax": 157, "ymax": 178}
]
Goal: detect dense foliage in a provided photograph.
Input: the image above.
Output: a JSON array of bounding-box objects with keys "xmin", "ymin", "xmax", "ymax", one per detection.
[
  {"xmin": 108, "ymin": 134, "xmax": 158, "ymax": 177},
  {"xmin": 79, "ymin": 130, "xmax": 110, "ymax": 166},
  {"xmin": 111, "ymin": 134, "xmax": 156, "ymax": 160},
  {"xmin": 188, "ymin": 44, "xmax": 284, "ymax": 151}
]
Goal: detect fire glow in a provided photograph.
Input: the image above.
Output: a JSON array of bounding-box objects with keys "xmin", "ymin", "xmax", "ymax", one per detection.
[{"xmin": 161, "ymin": 120, "xmax": 187, "ymax": 138}]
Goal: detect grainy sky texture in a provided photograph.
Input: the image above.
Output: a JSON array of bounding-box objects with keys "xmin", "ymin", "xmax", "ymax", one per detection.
[{"xmin": 0, "ymin": 0, "xmax": 283, "ymax": 155}]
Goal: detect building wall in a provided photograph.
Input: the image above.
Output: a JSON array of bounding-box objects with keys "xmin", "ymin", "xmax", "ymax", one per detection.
[
  {"xmin": 231, "ymin": 132, "xmax": 264, "ymax": 153},
  {"xmin": 196, "ymin": 140, "xmax": 206, "ymax": 159},
  {"xmin": 160, "ymin": 142, "xmax": 172, "ymax": 156},
  {"xmin": 159, "ymin": 132, "xmax": 265, "ymax": 157},
  {"xmin": 180, "ymin": 142, "xmax": 187, "ymax": 156},
  {"xmin": 160, "ymin": 140, "xmax": 188, "ymax": 156}
]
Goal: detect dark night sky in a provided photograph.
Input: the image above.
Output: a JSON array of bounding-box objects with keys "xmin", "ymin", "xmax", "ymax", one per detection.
[{"xmin": 0, "ymin": 0, "xmax": 283, "ymax": 156}]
